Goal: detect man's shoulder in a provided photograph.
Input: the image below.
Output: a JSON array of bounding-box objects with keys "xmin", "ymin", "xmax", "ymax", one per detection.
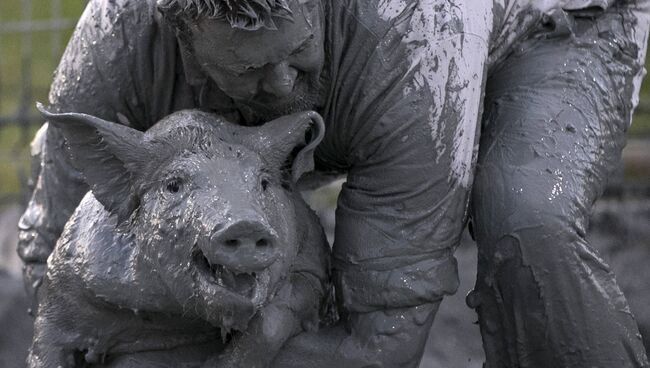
[
  {"xmin": 329, "ymin": 0, "xmax": 496, "ymax": 46},
  {"xmin": 327, "ymin": 0, "xmax": 416, "ymax": 39},
  {"xmin": 74, "ymin": 0, "xmax": 169, "ymax": 66},
  {"xmin": 89, "ymin": 0, "xmax": 158, "ymax": 16},
  {"xmin": 81, "ymin": 0, "xmax": 160, "ymax": 38},
  {"xmin": 50, "ymin": 0, "xmax": 183, "ymax": 126}
]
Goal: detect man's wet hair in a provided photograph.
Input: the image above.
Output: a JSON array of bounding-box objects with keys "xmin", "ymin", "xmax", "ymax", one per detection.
[{"xmin": 157, "ymin": 0, "xmax": 294, "ymax": 31}]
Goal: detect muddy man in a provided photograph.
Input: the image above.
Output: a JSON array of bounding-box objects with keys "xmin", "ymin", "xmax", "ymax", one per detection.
[{"xmin": 17, "ymin": 0, "xmax": 650, "ymax": 366}]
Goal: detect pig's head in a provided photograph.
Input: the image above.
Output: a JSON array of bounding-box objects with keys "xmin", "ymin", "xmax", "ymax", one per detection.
[{"xmin": 38, "ymin": 104, "xmax": 324, "ymax": 332}]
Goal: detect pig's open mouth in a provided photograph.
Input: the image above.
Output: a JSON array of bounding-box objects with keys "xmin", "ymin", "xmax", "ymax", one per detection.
[{"xmin": 191, "ymin": 248, "xmax": 269, "ymax": 306}]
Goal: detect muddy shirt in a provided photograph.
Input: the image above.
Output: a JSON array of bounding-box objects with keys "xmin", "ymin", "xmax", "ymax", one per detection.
[
  {"xmin": 491, "ymin": 0, "xmax": 617, "ymax": 64},
  {"xmin": 28, "ymin": 0, "xmax": 624, "ymax": 313}
]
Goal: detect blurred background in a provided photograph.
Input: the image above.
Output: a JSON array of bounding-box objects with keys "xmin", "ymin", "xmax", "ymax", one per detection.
[{"xmin": 0, "ymin": 1, "xmax": 649, "ymax": 367}]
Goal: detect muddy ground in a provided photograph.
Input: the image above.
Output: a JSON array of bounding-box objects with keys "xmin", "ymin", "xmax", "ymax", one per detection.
[{"xmin": 1, "ymin": 185, "xmax": 649, "ymax": 367}]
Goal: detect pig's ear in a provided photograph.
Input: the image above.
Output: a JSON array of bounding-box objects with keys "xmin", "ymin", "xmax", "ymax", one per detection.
[
  {"xmin": 256, "ymin": 111, "xmax": 325, "ymax": 183},
  {"xmin": 37, "ymin": 103, "xmax": 147, "ymax": 222}
]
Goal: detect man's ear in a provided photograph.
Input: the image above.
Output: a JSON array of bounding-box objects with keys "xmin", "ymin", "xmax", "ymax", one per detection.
[
  {"xmin": 253, "ymin": 111, "xmax": 325, "ymax": 183},
  {"xmin": 37, "ymin": 103, "xmax": 148, "ymax": 222}
]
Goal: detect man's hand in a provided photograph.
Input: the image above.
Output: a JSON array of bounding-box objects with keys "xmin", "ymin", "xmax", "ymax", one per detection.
[
  {"xmin": 21, "ymin": 262, "xmax": 47, "ymax": 315},
  {"xmin": 18, "ymin": 199, "xmax": 58, "ymax": 314},
  {"xmin": 271, "ymin": 302, "xmax": 440, "ymax": 368}
]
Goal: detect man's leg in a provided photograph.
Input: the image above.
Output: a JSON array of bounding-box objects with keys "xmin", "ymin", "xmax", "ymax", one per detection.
[{"xmin": 469, "ymin": 2, "xmax": 649, "ymax": 367}]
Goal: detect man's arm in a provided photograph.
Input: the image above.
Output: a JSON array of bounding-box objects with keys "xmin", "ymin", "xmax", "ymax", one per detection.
[
  {"xmin": 273, "ymin": 303, "xmax": 440, "ymax": 368},
  {"xmin": 273, "ymin": 0, "xmax": 493, "ymax": 366},
  {"xmin": 17, "ymin": 0, "xmax": 172, "ymax": 303},
  {"xmin": 18, "ymin": 123, "xmax": 87, "ymax": 304}
]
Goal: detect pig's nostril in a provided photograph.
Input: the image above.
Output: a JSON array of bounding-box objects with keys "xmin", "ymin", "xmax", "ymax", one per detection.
[
  {"xmin": 256, "ymin": 239, "xmax": 269, "ymax": 247},
  {"xmin": 224, "ymin": 239, "xmax": 239, "ymax": 247}
]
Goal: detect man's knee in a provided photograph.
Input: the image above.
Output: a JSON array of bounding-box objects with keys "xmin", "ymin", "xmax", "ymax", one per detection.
[{"xmin": 473, "ymin": 164, "xmax": 585, "ymax": 247}]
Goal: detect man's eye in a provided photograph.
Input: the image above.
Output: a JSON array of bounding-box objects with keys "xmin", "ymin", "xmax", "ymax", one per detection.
[
  {"xmin": 204, "ymin": 63, "xmax": 253, "ymax": 77},
  {"xmin": 233, "ymin": 66, "xmax": 258, "ymax": 76},
  {"xmin": 292, "ymin": 43, "xmax": 310, "ymax": 55},
  {"xmin": 292, "ymin": 35, "xmax": 315, "ymax": 56}
]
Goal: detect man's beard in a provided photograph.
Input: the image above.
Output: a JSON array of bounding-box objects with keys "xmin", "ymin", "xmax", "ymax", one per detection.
[{"xmin": 234, "ymin": 74, "xmax": 323, "ymax": 125}]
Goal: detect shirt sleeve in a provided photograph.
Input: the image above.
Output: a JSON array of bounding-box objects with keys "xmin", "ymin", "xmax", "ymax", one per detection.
[
  {"xmin": 18, "ymin": 0, "xmax": 182, "ymax": 265},
  {"xmin": 48, "ymin": 0, "xmax": 184, "ymax": 126},
  {"xmin": 321, "ymin": 0, "xmax": 494, "ymax": 313},
  {"xmin": 562, "ymin": 0, "xmax": 614, "ymax": 13}
]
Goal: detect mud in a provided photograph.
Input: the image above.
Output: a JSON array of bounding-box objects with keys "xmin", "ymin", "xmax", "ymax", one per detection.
[
  {"xmin": 12, "ymin": 0, "xmax": 650, "ymax": 365},
  {"xmin": 0, "ymin": 271, "xmax": 33, "ymax": 368},
  {"xmin": 2, "ymin": 176, "xmax": 650, "ymax": 366}
]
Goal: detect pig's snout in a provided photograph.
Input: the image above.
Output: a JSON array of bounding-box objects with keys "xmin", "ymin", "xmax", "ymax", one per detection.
[{"xmin": 206, "ymin": 220, "xmax": 280, "ymax": 273}]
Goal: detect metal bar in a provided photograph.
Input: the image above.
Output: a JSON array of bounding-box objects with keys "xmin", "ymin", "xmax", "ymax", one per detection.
[
  {"xmin": 8, "ymin": 0, "xmax": 36, "ymax": 207},
  {"xmin": 0, "ymin": 19, "xmax": 78, "ymax": 34},
  {"xmin": 0, "ymin": 113, "xmax": 42, "ymax": 126},
  {"xmin": 635, "ymin": 100, "xmax": 650, "ymax": 114},
  {"xmin": 51, "ymin": 0, "xmax": 63, "ymax": 70},
  {"xmin": 18, "ymin": 0, "xmax": 34, "ymax": 125},
  {"xmin": 0, "ymin": 32, "xmax": 4, "ymax": 117}
]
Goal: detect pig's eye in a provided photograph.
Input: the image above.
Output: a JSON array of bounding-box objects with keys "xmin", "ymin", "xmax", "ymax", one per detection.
[
  {"xmin": 260, "ymin": 175, "xmax": 272, "ymax": 191},
  {"xmin": 165, "ymin": 178, "xmax": 183, "ymax": 194},
  {"xmin": 261, "ymin": 178, "xmax": 270, "ymax": 191}
]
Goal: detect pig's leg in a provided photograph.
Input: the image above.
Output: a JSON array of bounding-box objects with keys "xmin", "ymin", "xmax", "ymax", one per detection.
[{"xmin": 203, "ymin": 272, "xmax": 322, "ymax": 368}]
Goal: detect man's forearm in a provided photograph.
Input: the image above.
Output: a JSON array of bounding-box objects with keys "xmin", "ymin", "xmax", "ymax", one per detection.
[
  {"xmin": 18, "ymin": 124, "xmax": 88, "ymax": 300},
  {"xmin": 272, "ymin": 302, "xmax": 440, "ymax": 368}
]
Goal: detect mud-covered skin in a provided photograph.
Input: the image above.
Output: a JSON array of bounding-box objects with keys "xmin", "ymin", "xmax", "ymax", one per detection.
[
  {"xmin": 17, "ymin": 0, "xmax": 650, "ymax": 366},
  {"xmin": 28, "ymin": 108, "xmax": 329, "ymax": 367}
]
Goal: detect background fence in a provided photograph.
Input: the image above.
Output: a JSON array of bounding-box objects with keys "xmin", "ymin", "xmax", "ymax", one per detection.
[
  {"xmin": 0, "ymin": 0, "xmax": 86, "ymax": 206},
  {"xmin": 0, "ymin": 2, "xmax": 649, "ymax": 367},
  {"xmin": 1, "ymin": 0, "xmax": 650, "ymax": 207}
]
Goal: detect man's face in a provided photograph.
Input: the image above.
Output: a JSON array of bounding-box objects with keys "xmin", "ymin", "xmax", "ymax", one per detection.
[{"xmin": 188, "ymin": 2, "xmax": 325, "ymax": 122}]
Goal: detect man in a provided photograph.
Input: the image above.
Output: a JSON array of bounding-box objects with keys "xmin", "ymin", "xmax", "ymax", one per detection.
[{"xmin": 18, "ymin": 0, "xmax": 650, "ymax": 366}]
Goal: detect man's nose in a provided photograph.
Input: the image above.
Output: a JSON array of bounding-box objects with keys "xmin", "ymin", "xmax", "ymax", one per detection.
[{"xmin": 261, "ymin": 61, "xmax": 298, "ymax": 98}]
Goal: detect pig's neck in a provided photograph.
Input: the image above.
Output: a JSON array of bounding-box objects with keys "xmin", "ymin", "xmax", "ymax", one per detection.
[{"xmin": 126, "ymin": 235, "xmax": 182, "ymax": 312}]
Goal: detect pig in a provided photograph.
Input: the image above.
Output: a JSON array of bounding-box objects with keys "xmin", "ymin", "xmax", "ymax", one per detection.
[{"xmin": 28, "ymin": 104, "xmax": 331, "ymax": 368}]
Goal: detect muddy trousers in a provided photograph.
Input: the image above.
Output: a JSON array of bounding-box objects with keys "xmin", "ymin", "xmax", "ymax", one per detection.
[{"xmin": 469, "ymin": 4, "xmax": 650, "ymax": 368}]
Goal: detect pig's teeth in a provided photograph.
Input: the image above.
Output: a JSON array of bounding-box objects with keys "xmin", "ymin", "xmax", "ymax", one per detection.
[
  {"xmin": 222, "ymin": 268, "xmax": 236, "ymax": 287},
  {"xmin": 251, "ymin": 271, "xmax": 270, "ymax": 307},
  {"xmin": 212, "ymin": 266, "xmax": 223, "ymax": 285},
  {"xmin": 215, "ymin": 276, "xmax": 224, "ymax": 287},
  {"xmin": 233, "ymin": 269, "xmax": 254, "ymax": 277}
]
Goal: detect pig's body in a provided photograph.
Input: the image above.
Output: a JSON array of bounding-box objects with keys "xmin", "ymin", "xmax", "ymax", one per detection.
[
  {"xmin": 29, "ymin": 108, "xmax": 330, "ymax": 367},
  {"xmin": 35, "ymin": 195, "xmax": 223, "ymax": 365}
]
